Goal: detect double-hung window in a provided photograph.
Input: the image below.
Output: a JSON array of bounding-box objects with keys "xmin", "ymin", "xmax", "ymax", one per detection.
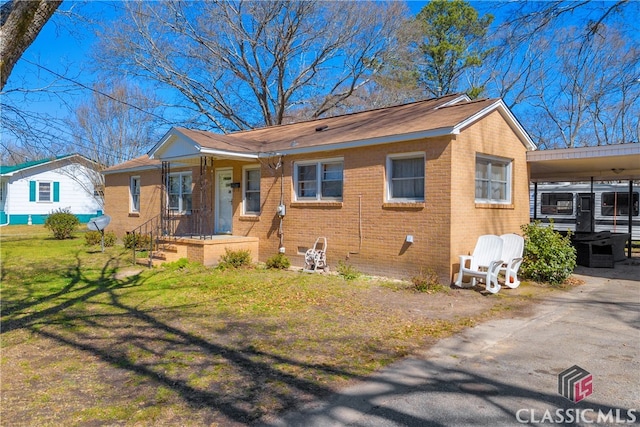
[
  {"xmin": 29, "ymin": 181, "xmax": 58, "ymax": 202},
  {"xmin": 38, "ymin": 182, "xmax": 52, "ymax": 202},
  {"xmin": 295, "ymin": 159, "xmax": 343, "ymax": 201},
  {"xmin": 130, "ymin": 176, "xmax": 140, "ymax": 213},
  {"xmin": 168, "ymin": 172, "xmax": 192, "ymax": 214},
  {"xmin": 387, "ymin": 153, "xmax": 425, "ymax": 201},
  {"xmin": 243, "ymin": 166, "xmax": 261, "ymax": 215},
  {"xmin": 475, "ymin": 155, "xmax": 512, "ymax": 204}
]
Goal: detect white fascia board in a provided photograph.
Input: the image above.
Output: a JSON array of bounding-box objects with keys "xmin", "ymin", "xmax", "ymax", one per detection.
[
  {"xmin": 527, "ymin": 143, "xmax": 640, "ymax": 161},
  {"xmin": 199, "ymin": 148, "xmax": 259, "ymax": 160},
  {"xmin": 273, "ymin": 127, "xmax": 456, "ymax": 156},
  {"xmin": 0, "ymin": 154, "xmax": 92, "ymax": 177},
  {"xmin": 147, "ymin": 128, "xmax": 177, "ymax": 158},
  {"xmin": 453, "ymin": 99, "xmax": 537, "ymax": 151}
]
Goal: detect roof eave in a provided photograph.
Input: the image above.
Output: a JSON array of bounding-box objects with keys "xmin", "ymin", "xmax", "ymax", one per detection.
[{"xmin": 453, "ymin": 99, "xmax": 537, "ymax": 151}]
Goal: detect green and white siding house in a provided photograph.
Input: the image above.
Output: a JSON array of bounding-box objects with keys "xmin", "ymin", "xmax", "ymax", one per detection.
[{"xmin": 0, "ymin": 154, "xmax": 103, "ymax": 226}]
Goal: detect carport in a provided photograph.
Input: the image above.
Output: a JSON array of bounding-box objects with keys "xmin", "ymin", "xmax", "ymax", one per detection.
[{"xmin": 527, "ymin": 143, "xmax": 640, "ymax": 259}]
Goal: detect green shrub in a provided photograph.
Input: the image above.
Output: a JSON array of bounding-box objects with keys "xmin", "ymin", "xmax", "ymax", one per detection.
[
  {"xmin": 44, "ymin": 208, "xmax": 80, "ymax": 239},
  {"xmin": 123, "ymin": 233, "xmax": 152, "ymax": 250},
  {"xmin": 218, "ymin": 248, "xmax": 252, "ymax": 269},
  {"xmin": 520, "ymin": 221, "xmax": 576, "ymax": 286},
  {"xmin": 336, "ymin": 260, "xmax": 360, "ymax": 280},
  {"xmin": 84, "ymin": 230, "xmax": 116, "ymax": 247},
  {"xmin": 266, "ymin": 253, "xmax": 291, "ymax": 269},
  {"xmin": 411, "ymin": 267, "xmax": 447, "ymax": 293}
]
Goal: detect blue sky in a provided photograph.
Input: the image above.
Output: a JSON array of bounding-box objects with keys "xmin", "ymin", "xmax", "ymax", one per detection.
[{"xmin": 3, "ymin": 0, "xmax": 639, "ymax": 154}]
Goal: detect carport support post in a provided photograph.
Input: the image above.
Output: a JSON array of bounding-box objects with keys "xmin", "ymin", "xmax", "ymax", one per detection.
[
  {"xmin": 533, "ymin": 182, "xmax": 538, "ymax": 220},
  {"xmin": 629, "ymin": 180, "xmax": 633, "ymax": 258}
]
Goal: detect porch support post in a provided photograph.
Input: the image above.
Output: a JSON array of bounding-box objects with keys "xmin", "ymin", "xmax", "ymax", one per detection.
[
  {"xmin": 161, "ymin": 161, "xmax": 170, "ymax": 236},
  {"xmin": 199, "ymin": 156, "xmax": 212, "ymax": 239}
]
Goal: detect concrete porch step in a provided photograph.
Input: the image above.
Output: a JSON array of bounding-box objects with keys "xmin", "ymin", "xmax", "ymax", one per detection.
[{"xmin": 135, "ymin": 249, "xmax": 183, "ymax": 267}]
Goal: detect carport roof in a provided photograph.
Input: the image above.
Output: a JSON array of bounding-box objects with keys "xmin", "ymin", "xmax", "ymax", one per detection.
[{"xmin": 527, "ymin": 143, "xmax": 640, "ymax": 182}]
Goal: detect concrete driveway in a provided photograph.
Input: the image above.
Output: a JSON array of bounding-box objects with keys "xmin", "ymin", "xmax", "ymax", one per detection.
[{"xmin": 265, "ymin": 260, "xmax": 640, "ymax": 426}]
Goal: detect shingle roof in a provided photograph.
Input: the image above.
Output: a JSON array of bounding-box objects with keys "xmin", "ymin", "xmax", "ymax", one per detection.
[
  {"xmin": 107, "ymin": 95, "xmax": 533, "ymax": 173},
  {"xmin": 234, "ymin": 96, "xmax": 498, "ymax": 152},
  {"xmin": 0, "ymin": 154, "xmax": 95, "ymax": 176},
  {"xmin": 102, "ymin": 154, "xmax": 160, "ymax": 173}
]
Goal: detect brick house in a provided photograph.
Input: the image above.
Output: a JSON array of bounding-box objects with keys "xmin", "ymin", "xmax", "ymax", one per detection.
[{"xmin": 103, "ymin": 94, "xmax": 535, "ymax": 283}]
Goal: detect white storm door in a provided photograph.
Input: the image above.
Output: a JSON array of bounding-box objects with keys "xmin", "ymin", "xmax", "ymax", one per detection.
[{"xmin": 215, "ymin": 169, "xmax": 233, "ymax": 234}]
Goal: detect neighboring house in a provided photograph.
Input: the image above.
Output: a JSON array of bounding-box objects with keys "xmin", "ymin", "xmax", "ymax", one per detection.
[
  {"xmin": 103, "ymin": 94, "xmax": 536, "ymax": 282},
  {"xmin": 0, "ymin": 154, "xmax": 103, "ymax": 225}
]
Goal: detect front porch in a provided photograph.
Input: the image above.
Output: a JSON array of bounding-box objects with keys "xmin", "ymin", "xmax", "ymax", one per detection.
[{"xmin": 137, "ymin": 235, "xmax": 259, "ymax": 267}]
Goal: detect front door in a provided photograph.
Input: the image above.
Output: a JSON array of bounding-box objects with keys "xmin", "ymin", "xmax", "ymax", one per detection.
[
  {"xmin": 215, "ymin": 169, "xmax": 233, "ymax": 234},
  {"xmin": 576, "ymin": 193, "xmax": 595, "ymax": 233}
]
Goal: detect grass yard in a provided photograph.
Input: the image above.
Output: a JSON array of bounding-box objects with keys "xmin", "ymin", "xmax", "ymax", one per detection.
[{"xmin": 0, "ymin": 225, "xmax": 561, "ymax": 426}]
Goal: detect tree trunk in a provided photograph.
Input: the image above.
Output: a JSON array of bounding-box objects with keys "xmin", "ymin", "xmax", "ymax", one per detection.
[{"xmin": 0, "ymin": 0, "xmax": 62, "ymax": 90}]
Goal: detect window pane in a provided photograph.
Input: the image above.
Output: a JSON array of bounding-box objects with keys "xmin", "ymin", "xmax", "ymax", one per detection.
[
  {"xmin": 298, "ymin": 165, "xmax": 316, "ymax": 181},
  {"xmin": 181, "ymin": 175, "xmax": 192, "ymax": 194},
  {"xmin": 297, "ymin": 165, "xmax": 317, "ymax": 198},
  {"xmin": 169, "ymin": 195, "xmax": 179, "ymax": 210},
  {"xmin": 541, "ymin": 193, "xmax": 573, "ymax": 215},
  {"xmin": 182, "ymin": 194, "xmax": 192, "ymax": 212},
  {"xmin": 491, "ymin": 163, "xmax": 506, "ymax": 181},
  {"xmin": 322, "ymin": 163, "xmax": 342, "ymax": 180},
  {"xmin": 492, "ymin": 182, "xmax": 507, "ymax": 200},
  {"xmin": 247, "ymin": 169, "xmax": 260, "ymax": 191},
  {"xmin": 392, "ymin": 158, "xmax": 423, "ymax": 178},
  {"xmin": 475, "ymin": 180, "xmax": 488, "ymax": 199},
  {"xmin": 601, "ymin": 192, "xmax": 639, "ymax": 216},
  {"xmin": 391, "ymin": 157, "xmax": 424, "ymax": 199},
  {"xmin": 321, "ymin": 162, "xmax": 343, "ymax": 198},
  {"xmin": 39, "ymin": 182, "xmax": 51, "ymax": 201},
  {"xmin": 322, "ymin": 180, "xmax": 343, "ymax": 197},
  {"xmin": 246, "ymin": 192, "xmax": 260, "ymax": 213},
  {"xmin": 298, "ymin": 181, "xmax": 317, "ymax": 197},
  {"xmin": 169, "ymin": 176, "xmax": 179, "ymax": 194},
  {"xmin": 475, "ymin": 160, "xmax": 489, "ymax": 180}
]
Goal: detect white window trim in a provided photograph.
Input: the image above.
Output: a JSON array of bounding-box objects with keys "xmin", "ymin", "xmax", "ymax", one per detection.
[
  {"xmin": 242, "ymin": 165, "xmax": 261, "ymax": 215},
  {"xmin": 293, "ymin": 157, "xmax": 344, "ymax": 201},
  {"xmin": 37, "ymin": 180, "xmax": 53, "ymax": 203},
  {"xmin": 386, "ymin": 152, "xmax": 426, "ymax": 202},
  {"xmin": 130, "ymin": 176, "xmax": 140, "ymax": 213},
  {"xmin": 168, "ymin": 171, "xmax": 193, "ymax": 214},
  {"xmin": 475, "ymin": 154, "xmax": 512, "ymax": 204}
]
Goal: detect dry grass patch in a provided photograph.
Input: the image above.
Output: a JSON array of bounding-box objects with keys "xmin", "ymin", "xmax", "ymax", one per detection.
[{"xmin": 1, "ymin": 229, "xmax": 565, "ymax": 426}]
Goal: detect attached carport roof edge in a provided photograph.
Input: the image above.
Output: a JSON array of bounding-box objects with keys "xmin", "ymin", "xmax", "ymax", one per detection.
[{"xmin": 528, "ymin": 143, "xmax": 640, "ymax": 182}]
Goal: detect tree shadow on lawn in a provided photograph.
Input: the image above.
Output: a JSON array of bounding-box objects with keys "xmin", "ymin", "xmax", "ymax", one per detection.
[{"xmin": 1, "ymin": 256, "xmax": 365, "ymax": 424}]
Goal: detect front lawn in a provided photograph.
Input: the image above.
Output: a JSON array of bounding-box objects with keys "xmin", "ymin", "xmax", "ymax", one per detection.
[{"xmin": 0, "ymin": 227, "xmax": 556, "ymax": 425}]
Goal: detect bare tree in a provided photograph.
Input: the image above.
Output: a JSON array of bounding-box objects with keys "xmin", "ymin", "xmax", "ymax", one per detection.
[
  {"xmin": 0, "ymin": 0, "xmax": 61, "ymax": 90},
  {"xmin": 94, "ymin": 0, "xmax": 408, "ymax": 132},
  {"xmin": 477, "ymin": 0, "xmax": 639, "ymax": 148},
  {"xmin": 63, "ymin": 81, "xmax": 162, "ymax": 204},
  {"xmin": 517, "ymin": 25, "xmax": 639, "ymax": 149}
]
